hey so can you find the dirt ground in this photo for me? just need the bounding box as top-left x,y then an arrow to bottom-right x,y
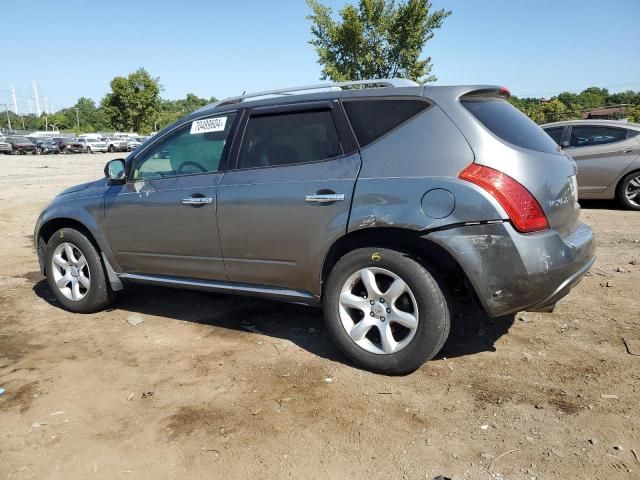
1,153 -> 639,480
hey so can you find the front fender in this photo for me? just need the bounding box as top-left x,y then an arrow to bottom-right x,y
35,195 -> 121,276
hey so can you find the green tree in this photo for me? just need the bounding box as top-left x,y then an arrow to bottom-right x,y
542,99 -> 569,123
577,87 -> 609,109
158,93 -> 217,129
102,68 -> 162,134
306,0 -> 451,83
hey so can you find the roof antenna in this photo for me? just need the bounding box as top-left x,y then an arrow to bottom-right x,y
241,90 -> 246,96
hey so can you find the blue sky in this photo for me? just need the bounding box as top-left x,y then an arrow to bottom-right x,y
2,0 -> 639,112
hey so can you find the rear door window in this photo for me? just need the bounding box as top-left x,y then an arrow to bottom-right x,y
544,127 -> 565,146
569,126 -> 629,147
238,109 -> 342,169
343,99 -> 430,147
462,97 -> 560,154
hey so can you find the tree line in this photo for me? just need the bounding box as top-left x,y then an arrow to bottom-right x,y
2,68 -> 216,135
509,87 -> 640,124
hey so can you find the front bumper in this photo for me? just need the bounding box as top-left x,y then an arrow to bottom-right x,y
427,221 -> 595,317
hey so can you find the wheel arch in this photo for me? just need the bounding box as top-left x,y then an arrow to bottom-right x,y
320,227 -> 478,303
616,167 -> 640,194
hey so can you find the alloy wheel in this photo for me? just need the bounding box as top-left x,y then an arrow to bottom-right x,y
50,242 -> 91,301
625,175 -> 640,208
338,267 -> 419,355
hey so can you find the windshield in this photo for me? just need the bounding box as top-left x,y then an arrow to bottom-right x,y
9,137 -> 30,143
88,138 -> 99,142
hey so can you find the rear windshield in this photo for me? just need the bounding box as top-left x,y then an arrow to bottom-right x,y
462,97 -> 560,154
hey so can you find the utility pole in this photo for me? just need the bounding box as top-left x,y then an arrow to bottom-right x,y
4,104 -> 12,130
11,85 -> 18,115
32,80 -> 41,116
75,108 -> 80,129
44,97 -> 49,115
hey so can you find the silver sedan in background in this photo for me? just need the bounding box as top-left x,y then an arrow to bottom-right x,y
542,120 -> 640,210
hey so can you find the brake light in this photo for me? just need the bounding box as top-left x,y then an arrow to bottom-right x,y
459,164 -> 549,233
498,86 -> 511,98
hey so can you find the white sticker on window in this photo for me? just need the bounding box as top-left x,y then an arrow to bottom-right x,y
190,116 -> 227,135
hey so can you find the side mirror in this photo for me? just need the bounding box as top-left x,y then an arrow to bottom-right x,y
561,140 -> 570,149
104,158 -> 125,182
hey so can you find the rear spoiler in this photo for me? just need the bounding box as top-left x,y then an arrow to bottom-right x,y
461,86 -> 511,99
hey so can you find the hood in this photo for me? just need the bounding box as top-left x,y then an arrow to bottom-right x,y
57,178 -> 108,198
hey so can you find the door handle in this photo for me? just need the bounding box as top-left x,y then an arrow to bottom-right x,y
182,197 -> 213,205
305,193 -> 345,203
620,148 -> 633,154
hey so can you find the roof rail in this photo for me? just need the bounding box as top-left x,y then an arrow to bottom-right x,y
210,78 -> 419,109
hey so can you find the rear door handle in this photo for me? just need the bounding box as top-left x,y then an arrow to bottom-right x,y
305,193 -> 345,203
182,197 -> 213,205
620,148 -> 633,154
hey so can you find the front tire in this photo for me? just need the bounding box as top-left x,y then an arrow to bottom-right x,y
618,171 -> 640,211
45,228 -> 115,313
323,248 -> 450,375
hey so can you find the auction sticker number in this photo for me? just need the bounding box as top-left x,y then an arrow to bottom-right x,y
190,116 -> 227,135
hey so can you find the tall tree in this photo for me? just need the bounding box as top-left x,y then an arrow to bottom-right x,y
306,0 -> 451,83
102,68 -> 161,134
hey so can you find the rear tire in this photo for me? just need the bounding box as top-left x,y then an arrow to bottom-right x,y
44,228 -> 115,313
323,247 -> 450,375
617,171 -> 640,211
108,145 -> 115,153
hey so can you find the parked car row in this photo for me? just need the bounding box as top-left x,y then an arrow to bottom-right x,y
0,134 -> 151,154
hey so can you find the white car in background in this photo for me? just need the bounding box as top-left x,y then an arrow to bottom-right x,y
100,137 -> 129,153
77,137 -> 108,153
0,137 -> 13,154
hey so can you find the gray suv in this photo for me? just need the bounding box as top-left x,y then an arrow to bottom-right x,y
34,79 -> 595,374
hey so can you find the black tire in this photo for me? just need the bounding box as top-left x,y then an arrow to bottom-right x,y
35,147 -> 42,155
44,228 -> 115,313
108,145 -> 115,153
617,171 -> 640,211
87,147 -> 93,154
323,247 -> 450,375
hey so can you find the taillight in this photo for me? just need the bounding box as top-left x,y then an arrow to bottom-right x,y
459,163 -> 549,233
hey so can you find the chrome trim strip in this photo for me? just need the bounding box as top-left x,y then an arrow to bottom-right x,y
305,193 -> 345,203
182,197 -> 213,205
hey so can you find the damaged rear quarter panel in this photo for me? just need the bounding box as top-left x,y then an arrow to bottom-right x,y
348,103 -> 507,233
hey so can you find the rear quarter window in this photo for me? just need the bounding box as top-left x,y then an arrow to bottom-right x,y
462,97 -> 560,154
343,99 -> 430,148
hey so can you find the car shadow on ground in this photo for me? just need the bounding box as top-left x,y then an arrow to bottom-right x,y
33,280 -> 515,368
579,199 -> 622,210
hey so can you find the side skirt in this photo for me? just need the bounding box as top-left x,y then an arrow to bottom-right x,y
118,273 -> 320,306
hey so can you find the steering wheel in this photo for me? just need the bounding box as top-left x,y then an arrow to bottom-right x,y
177,161 -> 207,174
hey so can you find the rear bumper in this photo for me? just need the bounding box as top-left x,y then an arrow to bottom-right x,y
426,221 -> 595,317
